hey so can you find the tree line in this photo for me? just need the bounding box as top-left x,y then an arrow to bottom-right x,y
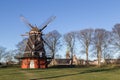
1,23 -> 120,66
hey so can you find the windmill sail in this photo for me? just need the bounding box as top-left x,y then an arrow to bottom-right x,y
20,15 -> 34,29
40,16 -> 56,31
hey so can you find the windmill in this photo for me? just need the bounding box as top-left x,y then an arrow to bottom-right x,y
19,15 -> 56,69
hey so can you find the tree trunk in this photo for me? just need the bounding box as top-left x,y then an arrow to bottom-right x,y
98,47 -> 101,67
52,51 -> 55,65
71,52 -> 73,66
86,46 -> 89,66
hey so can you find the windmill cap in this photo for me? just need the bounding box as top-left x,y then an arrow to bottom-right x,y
30,27 -> 41,34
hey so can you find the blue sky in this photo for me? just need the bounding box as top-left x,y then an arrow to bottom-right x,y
0,0 -> 120,51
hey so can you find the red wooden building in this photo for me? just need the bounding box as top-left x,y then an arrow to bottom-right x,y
21,57 -> 47,69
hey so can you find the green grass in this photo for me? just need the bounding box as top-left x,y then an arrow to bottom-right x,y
0,66 -> 120,80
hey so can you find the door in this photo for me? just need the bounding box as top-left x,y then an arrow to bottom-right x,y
30,60 -> 35,68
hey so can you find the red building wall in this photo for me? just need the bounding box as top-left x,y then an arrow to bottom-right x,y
21,58 -> 47,69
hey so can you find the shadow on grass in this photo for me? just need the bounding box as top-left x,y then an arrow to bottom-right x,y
48,65 -> 76,68
30,67 -> 120,80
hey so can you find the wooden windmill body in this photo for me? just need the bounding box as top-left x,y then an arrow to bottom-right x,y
20,16 -> 55,69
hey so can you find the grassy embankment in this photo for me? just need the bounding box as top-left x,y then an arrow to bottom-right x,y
0,65 -> 120,80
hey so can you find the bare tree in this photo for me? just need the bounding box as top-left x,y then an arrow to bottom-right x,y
15,38 -> 27,64
64,31 -> 76,65
92,29 -> 109,67
16,38 -> 27,57
76,29 -> 94,65
0,46 -> 6,62
44,30 -> 61,59
4,50 -> 14,64
112,24 -> 120,53
102,33 -> 113,60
